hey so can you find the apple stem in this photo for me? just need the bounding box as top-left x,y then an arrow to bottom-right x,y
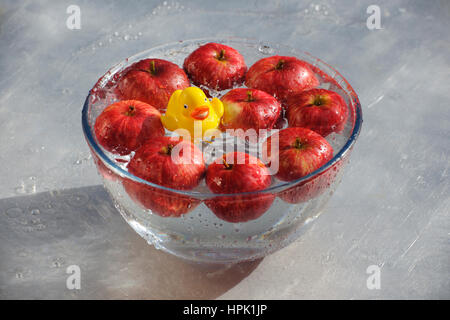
223,157 -> 233,170
294,138 -> 302,149
275,59 -> 285,70
313,96 -> 324,106
162,144 -> 174,156
245,90 -> 254,102
150,60 -> 156,75
125,105 -> 136,116
217,49 -> 226,61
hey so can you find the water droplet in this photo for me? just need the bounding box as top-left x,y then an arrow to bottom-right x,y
15,182 -> 26,194
123,35 -> 130,41
258,44 -> 274,55
67,193 -> 89,207
51,257 -> 65,268
30,208 -> 40,215
35,224 -> 46,230
31,217 -> 41,225
114,31 -> 119,37
6,207 -> 23,218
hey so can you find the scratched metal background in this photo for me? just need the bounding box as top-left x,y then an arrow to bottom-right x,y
0,0 -> 449,299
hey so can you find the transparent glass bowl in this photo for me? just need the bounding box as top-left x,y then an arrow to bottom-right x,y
82,38 -> 362,263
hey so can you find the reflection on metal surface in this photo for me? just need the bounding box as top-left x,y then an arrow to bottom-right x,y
0,186 -> 261,299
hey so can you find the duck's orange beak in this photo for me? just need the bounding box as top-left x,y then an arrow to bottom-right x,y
190,106 -> 209,120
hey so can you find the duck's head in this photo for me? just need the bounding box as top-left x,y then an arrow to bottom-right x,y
179,87 -> 211,120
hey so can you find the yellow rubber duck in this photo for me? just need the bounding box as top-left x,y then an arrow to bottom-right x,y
161,87 -> 224,141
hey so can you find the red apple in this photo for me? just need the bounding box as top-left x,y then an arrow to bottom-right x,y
279,159 -> 344,204
205,152 -> 274,223
94,100 -> 165,155
91,150 -> 120,182
123,180 -> 201,217
117,59 -> 190,110
183,43 -> 247,91
286,88 -> 348,137
124,136 -> 205,217
220,88 -> 282,133
245,56 -> 319,103
265,127 -> 333,181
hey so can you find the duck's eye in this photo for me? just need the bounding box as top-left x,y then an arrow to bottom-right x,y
184,104 -> 188,109
204,98 -> 208,102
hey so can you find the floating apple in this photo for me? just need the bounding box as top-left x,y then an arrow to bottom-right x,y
183,43 -> 247,91
264,127 -> 333,203
205,152 -> 274,223
245,56 -> 319,103
124,136 -> 205,217
117,58 -> 190,110
279,160 -> 344,204
123,180 -> 201,218
264,127 -> 333,181
91,150 -> 120,182
94,100 -> 165,155
286,88 -> 348,137
220,88 -> 282,133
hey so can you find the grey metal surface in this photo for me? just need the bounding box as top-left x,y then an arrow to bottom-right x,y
0,0 -> 449,299
0,186 -> 262,299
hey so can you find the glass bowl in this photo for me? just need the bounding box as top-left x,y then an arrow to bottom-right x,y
82,37 -> 362,263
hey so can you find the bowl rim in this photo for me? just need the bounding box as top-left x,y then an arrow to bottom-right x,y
81,37 -> 363,198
